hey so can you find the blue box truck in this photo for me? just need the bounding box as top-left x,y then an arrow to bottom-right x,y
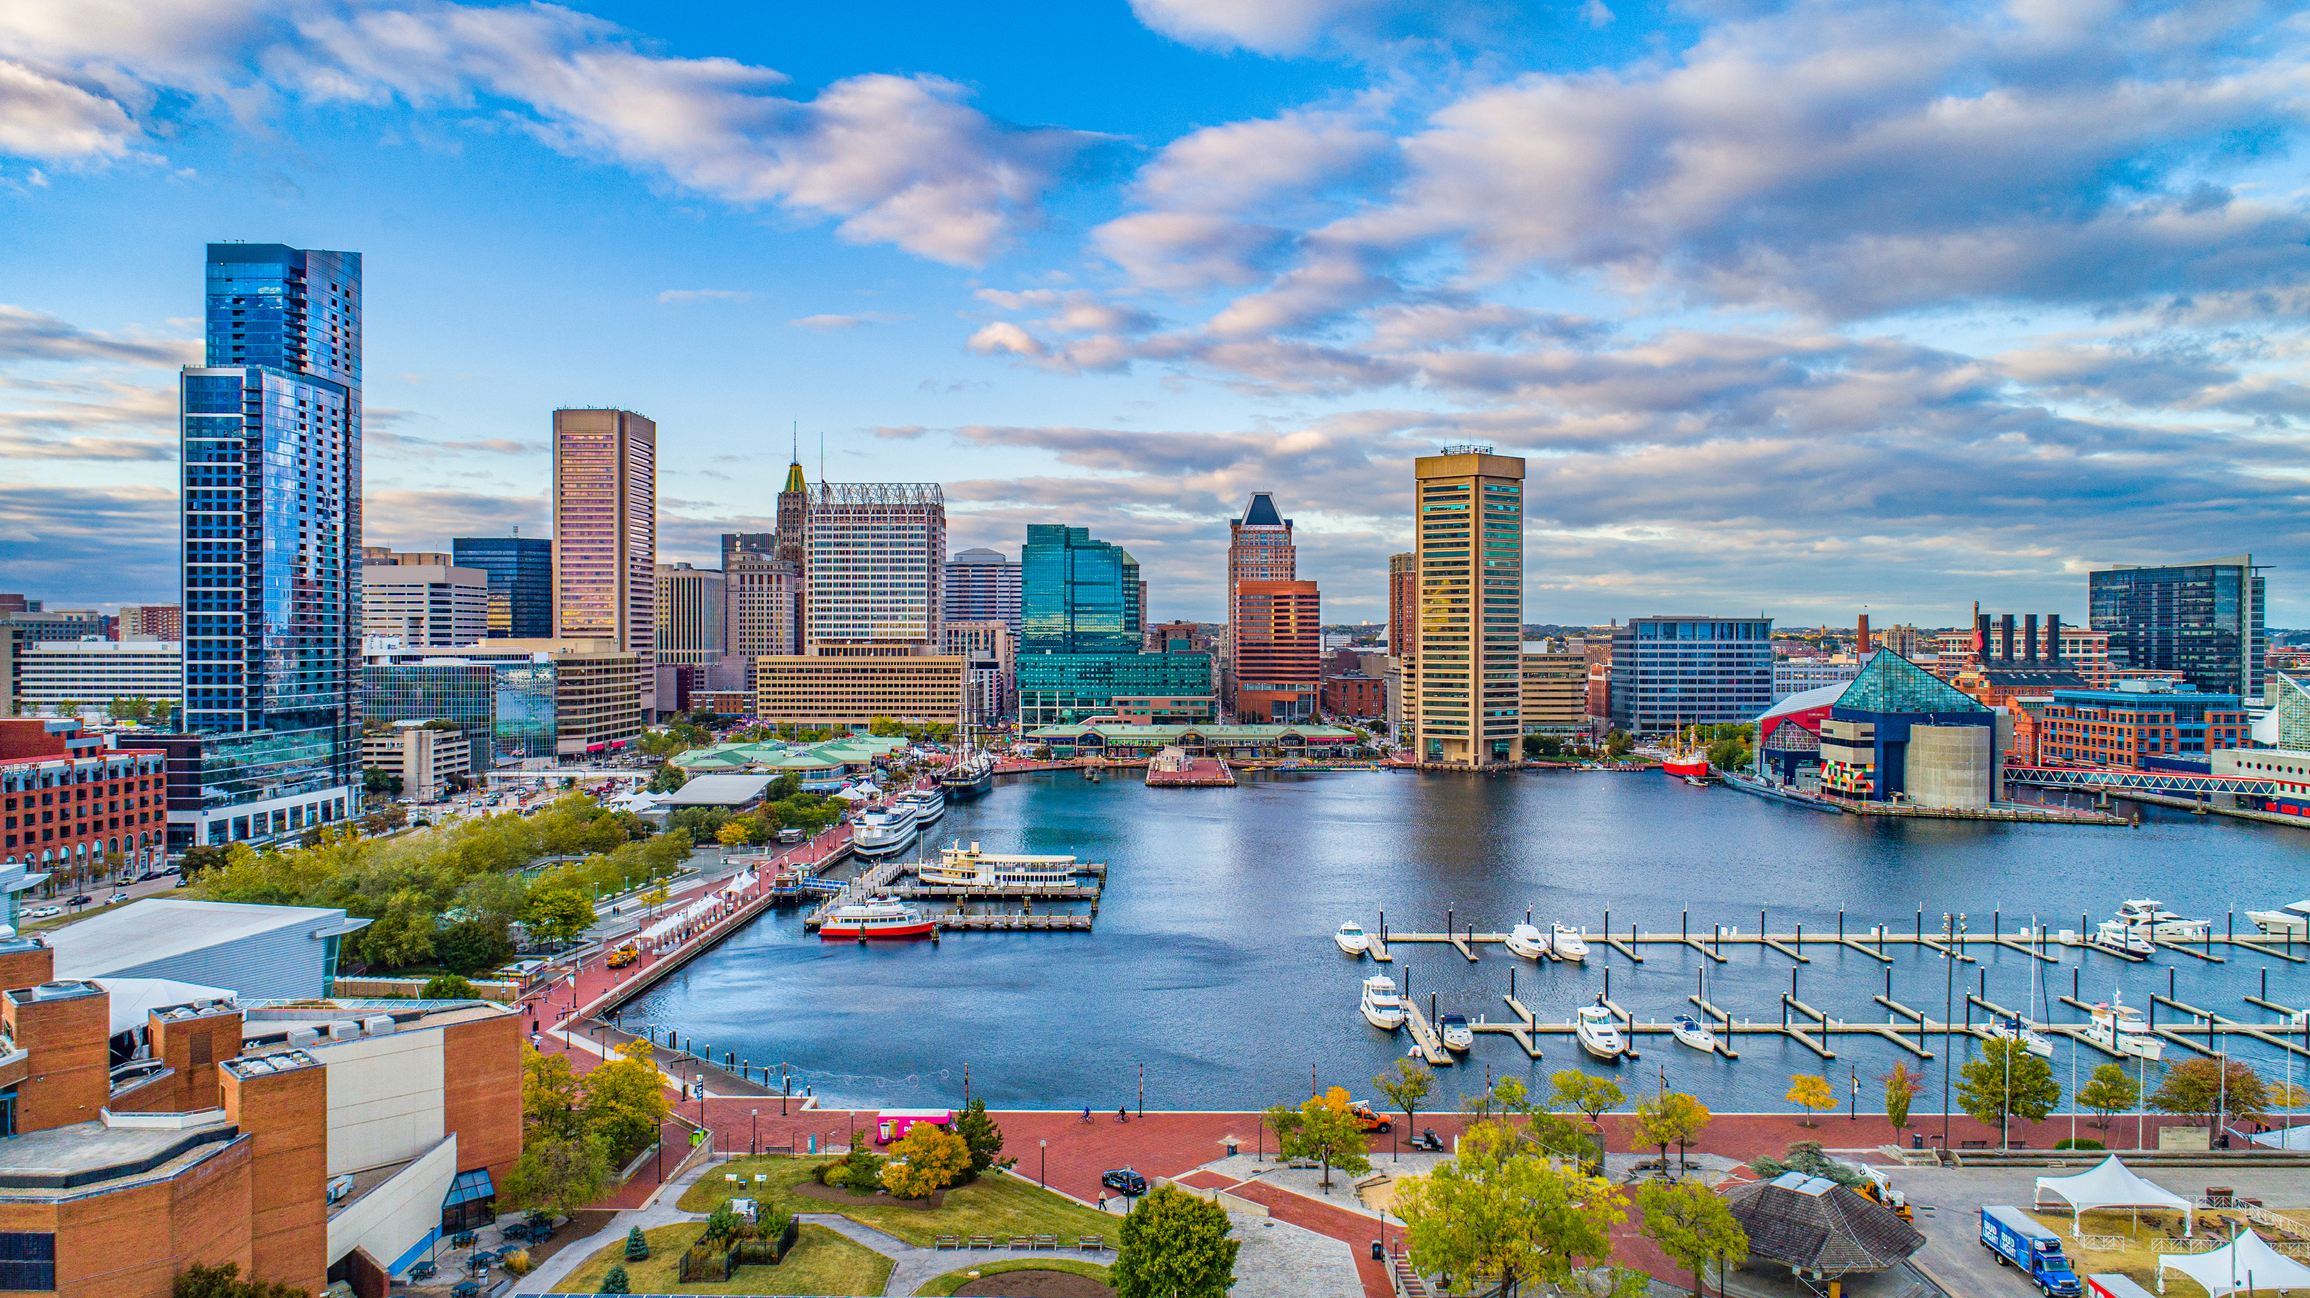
1982,1206 -> 2083,1296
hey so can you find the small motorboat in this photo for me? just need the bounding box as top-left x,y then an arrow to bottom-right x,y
1504,923 -> 1551,960
1670,1014 -> 1717,1053
1334,922 -> 1370,957
1575,1002 -> 1625,1061
1985,1014 -> 2054,1059
1438,1012 -> 1474,1052
2111,898 -> 2211,942
2089,919 -> 2155,957
2081,992 -> 2163,1061
2246,899 -> 2310,938
1361,975 -> 1408,1031
1551,924 -> 1589,962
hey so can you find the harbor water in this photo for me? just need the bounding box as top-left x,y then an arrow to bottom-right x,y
619,771 -> 2310,1115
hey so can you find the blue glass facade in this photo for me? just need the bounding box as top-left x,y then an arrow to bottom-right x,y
2089,558 -> 2265,700
452,536 -> 554,638
1021,525 -> 1140,654
1017,652 -> 1216,726
177,244 -> 362,845
1608,616 -> 1773,733
363,661 -> 559,767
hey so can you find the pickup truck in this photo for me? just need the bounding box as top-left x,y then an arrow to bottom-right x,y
1982,1206 -> 2083,1296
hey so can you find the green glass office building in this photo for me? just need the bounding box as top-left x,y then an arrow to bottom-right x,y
1017,524 -> 1208,724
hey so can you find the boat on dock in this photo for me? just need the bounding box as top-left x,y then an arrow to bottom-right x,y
1670,1014 -> 1717,1053
818,898 -> 935,940
2081,993 -> 2163,1060
1985,1013 -> 2054,1058
1438,1012 -> 1473,1052
1361,975 -> 1408,1030
851,802 -> 920,858
1334,922 -> 1370,956
919,841 -> 1087,888
2110,898 -> 2211,942
1551,924 -> 1589,962
1575,1002 -> 1625,1061
2247,898 -> 2310,939
2088,920 -> 2155,957
939,750 -> 996,801
1659,726 -> 1710,780
896,786 -> 946,826
1504,923 -> 1551,960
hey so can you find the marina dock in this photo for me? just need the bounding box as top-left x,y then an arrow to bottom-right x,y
803,852 -> 1107,933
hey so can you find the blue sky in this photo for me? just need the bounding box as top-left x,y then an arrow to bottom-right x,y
2,0 -> 2306,627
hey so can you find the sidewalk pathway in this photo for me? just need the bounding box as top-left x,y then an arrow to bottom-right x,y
793,1213 -> 960,1297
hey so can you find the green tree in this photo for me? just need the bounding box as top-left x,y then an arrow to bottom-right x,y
435,918 -> 513,974
1112,1183 -> 1239,1298
2077,1063 -> 2141,1134
868,715 -> 905,737
955,1098 -> 1012,1180
624,1225 -> 650,1261
1636,1177 -> 1750,1297
1550,1069 -> 1625,1127
582,1040 -> 673,1159
1374,1058 -> 1435,1160
1603,729 -> 1635,758
422,973 -> 477,999
152,699 -> 177,728
173,1262 -> 310,1298
1395,1121 -> 1630,1295
524,1046 -> 587,1142
524,884 -> 598,945
1883,1063 -> 1919,1134
362,766 -> 405,797
599,1262 -> 631,1294
645,762 -> 687,793
882,1123 -> 971,1198
1264,1087 -> 1372,1188
1633,1091 -> 1712,1176
1958,1039 -> 2062,1146
501,1132 -> 613,1217
2150,1056 -> 2269,1141
1787,1074 -> 1836,1127
179,843 -> 229,881
715,818 -> 754,851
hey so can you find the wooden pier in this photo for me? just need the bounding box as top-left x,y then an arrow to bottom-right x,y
1400,1001 -> 1454,1066
935,914 -> 1092,932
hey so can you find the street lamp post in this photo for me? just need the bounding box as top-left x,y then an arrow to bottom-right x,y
1942,912 -> 1965,1148
1040,1139 -> 1047,1187
751,1108 -> 758,1156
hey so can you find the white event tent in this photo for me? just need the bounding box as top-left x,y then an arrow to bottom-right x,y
2034,1155 -> 2192,1236
2157,1228 -> 2310,1296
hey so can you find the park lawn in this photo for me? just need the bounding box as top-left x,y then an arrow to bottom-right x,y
678,1159 -> 1119,1250
552,1222 -> 889,1295
2024,1207 -> 2239,1298
913,1257 -> 1113,1296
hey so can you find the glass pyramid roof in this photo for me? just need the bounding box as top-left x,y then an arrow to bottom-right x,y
1837,651 -> 1988,714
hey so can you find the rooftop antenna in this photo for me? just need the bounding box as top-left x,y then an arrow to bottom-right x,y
819,429 -> 824,484
791,420 -> 799,464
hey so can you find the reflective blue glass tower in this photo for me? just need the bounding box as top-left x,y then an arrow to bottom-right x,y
176,243 -> 362,847
453,535 -> 554,638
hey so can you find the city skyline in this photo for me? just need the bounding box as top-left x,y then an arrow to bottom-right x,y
2,1 -> 2306,625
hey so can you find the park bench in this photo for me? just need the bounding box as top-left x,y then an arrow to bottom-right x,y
935,1236 -> 959,1250
1034,1234 -> 1057,1249
1009,1236 -> 1030,1251
970,1236 -> 994,1249
1079,1237 -> 1104,1253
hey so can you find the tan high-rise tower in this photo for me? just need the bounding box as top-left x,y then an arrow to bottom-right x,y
1224,492 -> 1295,714
1409,447 -> 1525,767
553,408 -> 656,705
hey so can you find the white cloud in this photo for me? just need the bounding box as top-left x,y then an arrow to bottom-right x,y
658,289 -> 752,304
1126,0 -> 1391,54
0,59 -> 140,161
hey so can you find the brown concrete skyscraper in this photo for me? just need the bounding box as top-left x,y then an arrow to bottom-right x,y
1408,447 -> 1525,767
1388,553 -> 1415,655
1233,580 -> 1321,722
1225,492 -> 1295,714
553,408 -> 656,703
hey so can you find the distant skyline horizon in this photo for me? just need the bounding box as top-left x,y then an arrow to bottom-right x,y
4,1 -> 2303,627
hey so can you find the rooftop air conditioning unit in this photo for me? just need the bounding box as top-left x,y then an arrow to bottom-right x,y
326,1019 -> 358,1042
362,1015 -> 396,1036
286,1027 -> 320,1048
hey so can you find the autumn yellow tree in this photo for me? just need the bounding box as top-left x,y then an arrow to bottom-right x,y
1787,1075 -> 1836,1128
882,1124 -> 971,1198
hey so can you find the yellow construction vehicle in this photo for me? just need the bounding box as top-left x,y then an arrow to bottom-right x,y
606,942 -> 640,970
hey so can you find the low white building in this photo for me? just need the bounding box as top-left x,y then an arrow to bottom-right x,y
359,721 -> 471,801
16,638 -> 181,715
1772,654 -> 1862,702
360,565 -> 489,647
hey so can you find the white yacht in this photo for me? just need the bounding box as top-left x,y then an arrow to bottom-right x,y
2247,899 -> 2310,939
1986,1014 -> 2054,1059
1334,922 -> 1370,956
2089,919 -> 2155,957
2111,899 -> 2211,942
1360,975 -> 1408,1031
1575,1002 -> 1625,1061
1504,923 -> 1552,960
2081,993 -> 2163,1061
920,841 -> 1085,887
1551,924 -> 1590,962
896,786 -> 946,826
850,802 -> 920,858
1670,1014 -> 1717,1053
1438,1012 -> 1474,1052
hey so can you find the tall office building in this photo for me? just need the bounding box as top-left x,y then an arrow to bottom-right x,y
1387,553 -> 1416,655
944,547 -> 1023,638
725,552 -> 801,660
802,483 -> 945,651
655,563 -> 726,666
176,242 -> 363,847
360,564 -> 488,647
722,532 -> 775,570
1608,616 -> 1774,732
116,603 -> 185,641
1022,526 -> 1140,654
2090,556 -> 2266,700
1407,447 -> 1525,767
453,534 -> 553,638
553,408 -> 656,706
1225,493 -> 1295,708
776,446 -> 810,567
1232,580 -> 1321,722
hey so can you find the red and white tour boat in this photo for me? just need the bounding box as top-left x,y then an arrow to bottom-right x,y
817,898 -> 935,941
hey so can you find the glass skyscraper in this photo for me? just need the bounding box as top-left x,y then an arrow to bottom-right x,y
2090,556 -> 2266,700
1021,525 -> 1140,654
175,242 -> 363,847
453,535 -> 553,638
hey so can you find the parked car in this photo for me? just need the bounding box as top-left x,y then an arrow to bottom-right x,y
105,891 -> 128,904
67,895 -> 92,906
1101,1167 -> 1149,1197
21,906 -> 60,921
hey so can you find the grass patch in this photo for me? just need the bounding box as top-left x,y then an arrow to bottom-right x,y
679,1158 -> 1119,1250
2026,1207 -> 2249,1297
913,1257 -> 1112,1296
552,1222 -> 889,1295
